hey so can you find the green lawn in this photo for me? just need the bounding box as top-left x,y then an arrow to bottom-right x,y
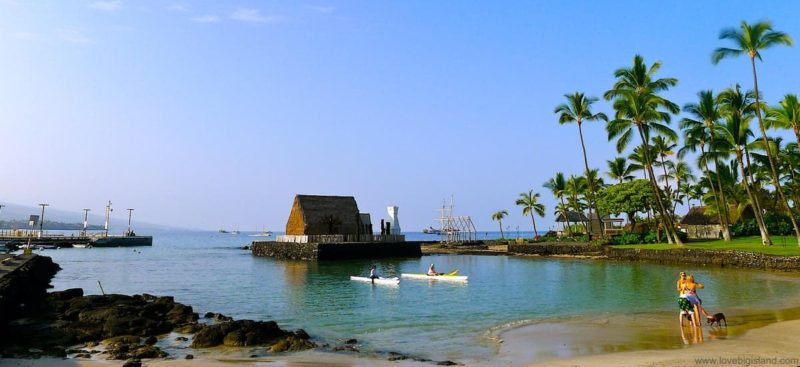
611,236 -> 800,256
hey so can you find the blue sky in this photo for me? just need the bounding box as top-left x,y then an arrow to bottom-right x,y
2,1 -> 800,231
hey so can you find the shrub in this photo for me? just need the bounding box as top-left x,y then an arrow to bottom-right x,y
610,232 -> 642,245
731,219 -> 759,236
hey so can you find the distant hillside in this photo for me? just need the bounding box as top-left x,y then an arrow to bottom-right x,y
0,202 -> 184,233
0,219 -> 105,230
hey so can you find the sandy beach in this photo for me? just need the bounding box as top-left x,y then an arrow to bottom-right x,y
3,311 -> 800,367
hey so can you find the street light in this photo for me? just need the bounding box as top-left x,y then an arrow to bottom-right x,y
82,209 -> 91,237
126,209 -> 134,236
38,203 -> 49,238
104,201 -> 113,237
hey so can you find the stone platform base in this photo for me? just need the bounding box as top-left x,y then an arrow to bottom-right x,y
251,241 -> 424,260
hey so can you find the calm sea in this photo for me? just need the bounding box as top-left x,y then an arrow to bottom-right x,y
36,231 -> 800,361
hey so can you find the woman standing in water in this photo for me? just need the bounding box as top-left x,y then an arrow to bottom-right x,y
683,274 -> 709,327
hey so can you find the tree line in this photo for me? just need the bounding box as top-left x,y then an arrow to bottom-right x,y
492,20 -> 800,246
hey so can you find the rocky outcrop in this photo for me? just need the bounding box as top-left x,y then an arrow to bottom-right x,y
0,255 -> 61,325
191,320 -> 313,351
1,288 -> 315,358
0,289 -> 198,357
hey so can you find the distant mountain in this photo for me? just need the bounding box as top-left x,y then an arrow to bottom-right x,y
0,202 -> 184,233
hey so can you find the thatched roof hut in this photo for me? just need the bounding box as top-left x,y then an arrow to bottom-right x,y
555,211 -> 588,223
680,206 -> 722,240
680,206 -> 719,225
285,195 -> 362,236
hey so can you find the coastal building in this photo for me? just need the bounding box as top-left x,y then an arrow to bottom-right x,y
252,194 -> 422,260
680,206 -> 722,240
554,211 -> 623,236
554,211 -> 588,235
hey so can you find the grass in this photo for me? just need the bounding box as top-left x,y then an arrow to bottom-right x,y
611,236 -> 800,256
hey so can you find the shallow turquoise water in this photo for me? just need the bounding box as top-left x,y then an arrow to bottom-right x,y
40,231 -> 800,360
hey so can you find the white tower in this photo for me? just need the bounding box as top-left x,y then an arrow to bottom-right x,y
387,206 -> 401,235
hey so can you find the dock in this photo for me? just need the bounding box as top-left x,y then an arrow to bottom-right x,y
1,232 -> 153,250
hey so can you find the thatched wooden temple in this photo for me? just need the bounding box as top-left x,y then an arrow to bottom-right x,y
251,194 -> 422,260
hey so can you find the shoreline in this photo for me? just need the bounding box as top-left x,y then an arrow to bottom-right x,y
485,305 -> 800,366
5,306 -> 800,367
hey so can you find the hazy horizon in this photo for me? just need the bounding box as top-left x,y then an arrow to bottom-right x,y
3,1 -> 800,232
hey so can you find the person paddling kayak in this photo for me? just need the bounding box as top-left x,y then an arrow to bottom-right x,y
427,263 -> 441,276
369,265 -> 380,283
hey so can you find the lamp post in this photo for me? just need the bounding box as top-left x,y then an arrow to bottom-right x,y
126,209 -> 134,236
104,201 -> 113,237
38,203 -> 49,238
82,209 -> 91,237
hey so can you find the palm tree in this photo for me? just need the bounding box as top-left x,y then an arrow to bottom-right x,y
605,55 -> 683,245
670,161 -> 696,215
687,184 -> 705,208
566,175 -> 589,234
516,190 -> 545,236
718,85 -> 771,245
652,135 -> 677,187
712,20 -> 800,245
768,94 -> 800,146
607,157 -> 635,183
544,172 -> 572,235
679,90 -> 733,241
627,146 -> 650,180
491,210 -> 508,239
555,92 -> 608,239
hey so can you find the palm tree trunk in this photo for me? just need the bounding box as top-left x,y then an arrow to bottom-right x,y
743,145 -> 767,226
636,127 -> 680,245
751,56 -> 800,245
531,215 -> 538,236
560,197 -> 572,236
673,176 -> 682,216
499,220 -> 504,239
737,150 -> 772,245
577,122 -> 597,239
701,146 -> 727,239
712,157 -> 734,241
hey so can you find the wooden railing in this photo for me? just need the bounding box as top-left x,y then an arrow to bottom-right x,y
276,234 -> 405,244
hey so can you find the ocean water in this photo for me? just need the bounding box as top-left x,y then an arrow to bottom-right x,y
37,231 -> 800,361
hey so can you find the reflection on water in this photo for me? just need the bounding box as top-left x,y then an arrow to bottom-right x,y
39,231 -> 800,361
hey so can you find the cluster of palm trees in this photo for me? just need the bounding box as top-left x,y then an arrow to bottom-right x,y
501,20 -> 800,246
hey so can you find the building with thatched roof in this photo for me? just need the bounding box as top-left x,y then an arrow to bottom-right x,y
680,206 -> 722,240
285,195 -> 364,236
251,194 -> 419,260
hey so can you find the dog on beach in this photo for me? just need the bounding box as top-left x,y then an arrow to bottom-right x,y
706,312 -> 726,327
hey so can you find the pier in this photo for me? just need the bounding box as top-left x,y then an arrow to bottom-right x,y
0,231 -> 153,250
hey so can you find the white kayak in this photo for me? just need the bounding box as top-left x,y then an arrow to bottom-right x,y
350,276 -> 400,285
400,273 -> 468,282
